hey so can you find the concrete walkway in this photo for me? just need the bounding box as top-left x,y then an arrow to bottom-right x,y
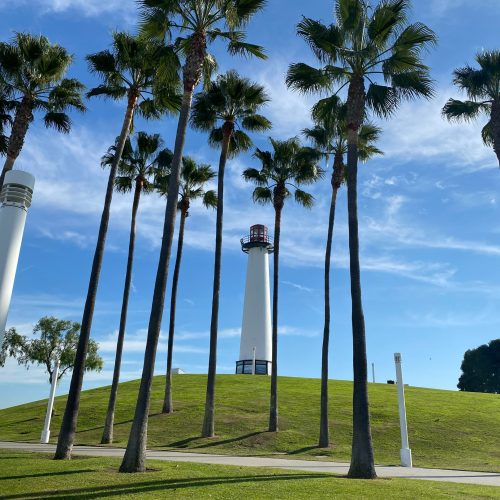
1,441 -> 499,487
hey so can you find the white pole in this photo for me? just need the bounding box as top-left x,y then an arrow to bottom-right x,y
40,359 -> 60,444
371,362 -> 375,383
252,347 -> 256,375
394,352 -> 412,467
0,170 -> 35,346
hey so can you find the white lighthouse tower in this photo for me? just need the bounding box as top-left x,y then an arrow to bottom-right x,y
0,170 -> 35,346
237,224 -> 273,375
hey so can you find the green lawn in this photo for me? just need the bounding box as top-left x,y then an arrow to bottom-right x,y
1,451 -> 499,499
0,375 -> 499,472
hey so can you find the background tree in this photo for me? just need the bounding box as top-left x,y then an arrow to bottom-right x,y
120,1 -> 267,472
55,32 -> 179,460
304,97 -> 382,448
458,339 -> 500,394
190,70 -> 271,437
443,50 -> 500,167
286,0 -> 436,478
0,32 -> 85,189
0,317 -> 102,387
101,132 -> 171,444
243,137 -> 321,432
157,157 -> 217,415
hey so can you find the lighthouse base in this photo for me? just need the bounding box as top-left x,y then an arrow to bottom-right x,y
235,359 -> 271,375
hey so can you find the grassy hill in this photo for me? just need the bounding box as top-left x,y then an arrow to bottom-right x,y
0,374 -> 498,472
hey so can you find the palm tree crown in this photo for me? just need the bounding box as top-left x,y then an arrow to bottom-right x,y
157,155 -> 217,211
191,69 -> 271,152
139,0 -> 267,90
443,50 -> 500,166
243,137 -> 322,208
102,132 -> 171,194
304,97 -> 383,186
86,32 -> 180,116
286,0 -> 436,128
0,33 -> 85,185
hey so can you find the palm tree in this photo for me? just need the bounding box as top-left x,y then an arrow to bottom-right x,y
54,33 -> 179,460
101,132 -> 171,444
304,97 -> 382,448
120,0 -> 267,471
286,0 -> 436,478
0,83 -> 15,157
190,70 -> 271,437
443,50 -> 500,167
0,33 -> 85,189
243,137 -> 322,432
158,157 -> 217,415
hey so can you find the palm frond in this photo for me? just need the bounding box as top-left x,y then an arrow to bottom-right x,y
442,98 -> 489,122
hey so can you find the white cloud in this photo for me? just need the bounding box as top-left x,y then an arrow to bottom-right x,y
2,0 -> 137,21
282,280 -> 315,293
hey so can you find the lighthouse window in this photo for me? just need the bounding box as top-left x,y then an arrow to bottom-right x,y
235,360 -> 269,375
255,361 -> 268,375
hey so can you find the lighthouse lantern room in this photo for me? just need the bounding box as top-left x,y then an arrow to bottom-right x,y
237,224 -> 273,375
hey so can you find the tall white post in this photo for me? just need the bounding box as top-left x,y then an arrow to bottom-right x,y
0,170 -> 35,346
394,352 -> 412,467
40,359 -> 60,444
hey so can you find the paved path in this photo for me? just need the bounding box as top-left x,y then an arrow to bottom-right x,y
1,441 -> 499,487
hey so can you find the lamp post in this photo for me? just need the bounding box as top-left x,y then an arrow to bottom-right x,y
394,352 -> 412,467
0,170 -> 35,346
40,359 -> 60,444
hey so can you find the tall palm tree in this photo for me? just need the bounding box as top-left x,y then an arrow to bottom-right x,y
304,97 -> 382,448
190,70 -> 271,437
0,33 -> 85,189
158,157 -> 217,415
286,0 -> 436,478
101,132 -> 171,444
120,1 -> 267,472
54,33 -> 179,460
443,50 -> 500,167
243,137 -> 322,432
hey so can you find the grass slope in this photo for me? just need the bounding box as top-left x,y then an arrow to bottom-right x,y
0,375 -> 499,472
2,451 -> 500,499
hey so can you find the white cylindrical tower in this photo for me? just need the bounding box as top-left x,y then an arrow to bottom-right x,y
0,170 -> 35,345
237,224 -> 273,375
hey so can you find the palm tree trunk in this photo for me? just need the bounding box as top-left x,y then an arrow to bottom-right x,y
119,87 -> 194,473
162,204 -> 188,414
202,125 -> 232,438
345,77 -> 376,479
0,96 -> 34,190
491,100 -> 500,167
319,178 -> 339,448
269,200 -> 282,433
101,178 -> 142,444
54,92 -> 138,460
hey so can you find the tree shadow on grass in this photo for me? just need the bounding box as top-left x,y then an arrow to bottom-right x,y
165,431 -> 265,450
193,431 -> 265,449
0,469 -> 93,481
288,445 -> 322,455
2,473 -> 328,499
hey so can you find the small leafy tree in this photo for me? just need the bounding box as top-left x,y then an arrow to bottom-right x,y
0,317 -> 103,385
458,339 -> 500,394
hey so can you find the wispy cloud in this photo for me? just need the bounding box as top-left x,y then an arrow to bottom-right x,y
1,0 -> 137,22
282,280 -> 315,293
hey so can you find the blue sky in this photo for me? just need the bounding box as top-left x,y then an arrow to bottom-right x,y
1,0 -> 500,409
